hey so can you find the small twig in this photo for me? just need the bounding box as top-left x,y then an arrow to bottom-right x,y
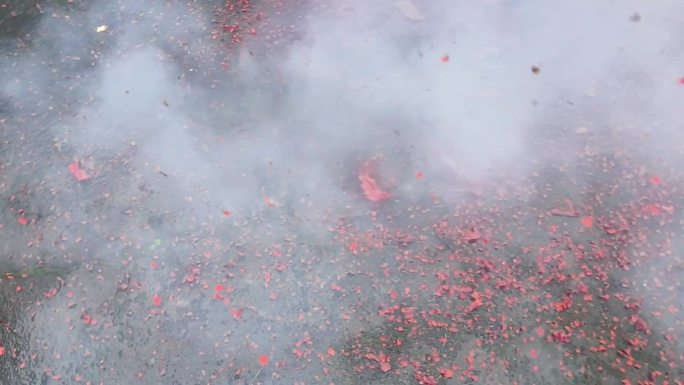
247,366 -> 264,385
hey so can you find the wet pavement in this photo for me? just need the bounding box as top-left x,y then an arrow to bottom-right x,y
2,1 -> 684,385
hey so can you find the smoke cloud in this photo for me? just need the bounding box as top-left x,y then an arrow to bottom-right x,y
2,0 -> 684,383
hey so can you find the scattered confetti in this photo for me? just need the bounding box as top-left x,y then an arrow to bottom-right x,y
358,160 -> 391,202
152,294 -> 162,307
530,348 -> 538,359
1,4 -> 682,385
68,161 -> 90,181
231,308 -> 244,320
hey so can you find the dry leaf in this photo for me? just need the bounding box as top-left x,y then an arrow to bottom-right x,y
395,0 -> 424,21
